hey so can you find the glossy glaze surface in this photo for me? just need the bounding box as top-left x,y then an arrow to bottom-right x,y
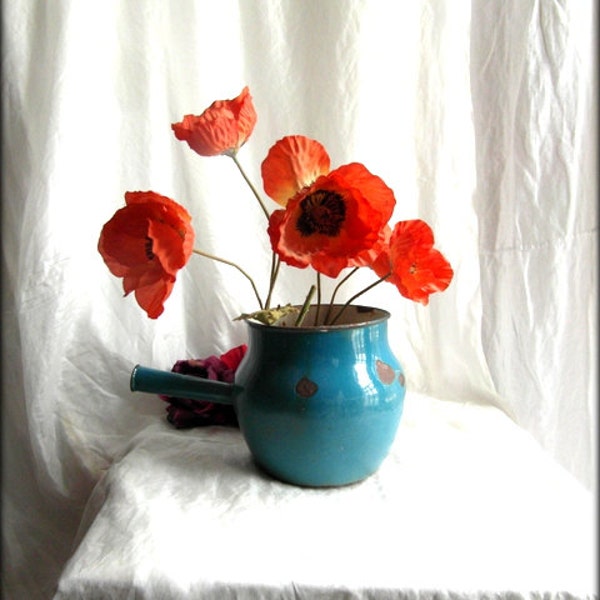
234,306 -> 405,486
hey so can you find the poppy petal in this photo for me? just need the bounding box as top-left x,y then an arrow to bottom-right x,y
261,135 -> 331,206
134,277 -> 176,319
350,225 -> 392,269
148,219 -> 193,275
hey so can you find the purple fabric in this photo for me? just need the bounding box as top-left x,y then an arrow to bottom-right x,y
159,345 -> 247,429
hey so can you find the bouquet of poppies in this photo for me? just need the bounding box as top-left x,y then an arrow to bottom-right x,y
98,87 -> 453,326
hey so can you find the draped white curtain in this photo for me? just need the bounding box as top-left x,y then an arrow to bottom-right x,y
2,1 -> 596,598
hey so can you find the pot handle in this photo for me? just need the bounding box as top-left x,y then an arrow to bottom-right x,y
130,365 -> 240,405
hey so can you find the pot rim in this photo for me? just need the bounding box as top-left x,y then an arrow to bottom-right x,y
246,304 -> 391,332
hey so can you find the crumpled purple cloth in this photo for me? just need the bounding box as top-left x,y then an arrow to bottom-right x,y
159,345 -> 247,429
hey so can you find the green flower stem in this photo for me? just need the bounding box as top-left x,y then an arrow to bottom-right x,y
264,254 -> 280,310
294,284 -> 317,326
230,154 -> 271,220
328,272 -> 391,325
314,273 -> 322,326
229,153 -> 282,306
324,267 -> 359,323
192,249 -> 264,310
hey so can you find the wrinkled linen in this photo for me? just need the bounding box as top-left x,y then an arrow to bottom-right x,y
2,1 -> 597,598
55,394 -> 595,599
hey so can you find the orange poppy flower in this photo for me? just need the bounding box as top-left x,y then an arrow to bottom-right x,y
371,219 -> 453,305
263,136 -> 396,278
98,191 -> 195,318
171,87 -> 257,157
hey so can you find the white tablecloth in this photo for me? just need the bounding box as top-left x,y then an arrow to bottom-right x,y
54,394 -> 596,599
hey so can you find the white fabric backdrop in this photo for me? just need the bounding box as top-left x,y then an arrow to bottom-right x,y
2,1 -> 596,598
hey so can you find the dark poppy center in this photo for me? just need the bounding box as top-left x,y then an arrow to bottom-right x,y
296,191 -> 346,237
144,237 -> 155,260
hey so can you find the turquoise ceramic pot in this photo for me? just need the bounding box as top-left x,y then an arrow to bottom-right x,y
131,305 -> 406,487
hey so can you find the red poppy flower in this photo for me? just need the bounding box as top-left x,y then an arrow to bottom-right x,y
263,136 -> 396,278
371,219 -> 453,305
98,191 -> 195,318
171,87 -> 257,157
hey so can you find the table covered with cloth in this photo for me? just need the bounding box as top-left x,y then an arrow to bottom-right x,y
54,393 -> 596,599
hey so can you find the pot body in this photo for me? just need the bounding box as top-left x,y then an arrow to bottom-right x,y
233,305 -> 405,486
